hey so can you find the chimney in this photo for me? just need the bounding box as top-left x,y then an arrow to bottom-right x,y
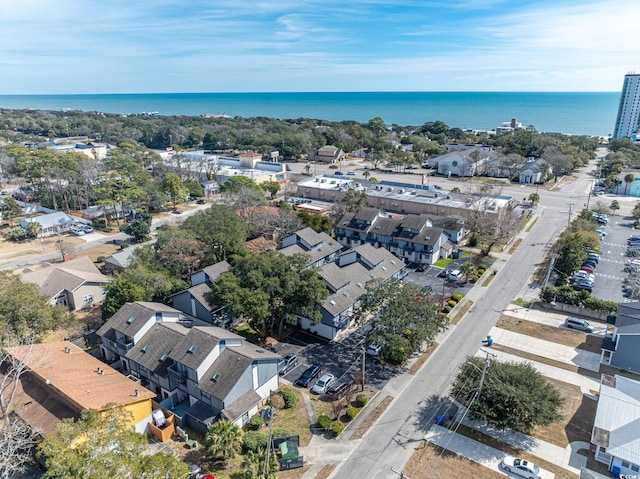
97,367 -> 103,375
511,118 -> 517,129
135,388 -> 140,397
64,347 -> 71,353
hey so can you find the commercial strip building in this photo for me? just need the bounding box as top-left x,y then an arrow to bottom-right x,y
613,73 -> 640,140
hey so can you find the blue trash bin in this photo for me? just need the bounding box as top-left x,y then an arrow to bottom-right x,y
611,466 -> 620,478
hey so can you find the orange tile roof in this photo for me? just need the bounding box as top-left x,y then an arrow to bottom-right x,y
4,341 -> 155,412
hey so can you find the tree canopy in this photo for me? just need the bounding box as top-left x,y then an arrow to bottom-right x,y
451,357 -> 564,433
354,279 -> 449,364
210,252 -> 328,335
38,406 -> 187,479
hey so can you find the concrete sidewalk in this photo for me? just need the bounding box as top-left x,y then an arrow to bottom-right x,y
424,424 -> 556,479
502,305 -> 608,336
486,326 -> 601,372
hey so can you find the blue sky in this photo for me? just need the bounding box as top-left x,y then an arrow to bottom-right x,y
0,0 -> 637,94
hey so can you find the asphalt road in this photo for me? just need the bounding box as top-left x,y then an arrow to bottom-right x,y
331,152 -> 606,478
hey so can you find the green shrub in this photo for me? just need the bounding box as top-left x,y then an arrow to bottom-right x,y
277,386 -> 298,409
318,414 -> 332,430
242,430 -> 268,452
355,394 -> 368,407
272,426 -> 291,439
96,256 -> 105,263
346,407 -> 358,420
447,300 -> 458,308
330,421 -> 344,436
269,394 -> 285,409
470,275 -> 479,282
247,414 -> 263,430
451,293 -> 463,302
467,236 -> 479,247
442,305 -> 452,313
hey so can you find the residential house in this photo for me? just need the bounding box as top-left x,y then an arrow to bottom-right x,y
20,256 -> 110,311
428,146 -> 496,177
279,227 -> 343,268
170,261 -> 231,325
518,159 -> 550,184
591,374 -> 640,477
308,145 -> 345,164
97,301 -> 280,433
104,240 -> 155,273
18,211 -> 79,237
601,302 -> 640,374
2,341 -> 155,436
298,244 -> 404,340
334,208 -> 452,265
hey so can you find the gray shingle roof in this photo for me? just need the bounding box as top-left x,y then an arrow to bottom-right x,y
97,301 -> 177,338
125,324 -> 186,376
169,328 -> 218,370
197,347 -> 253,400
202,261 -> 231,282
221,389 -> 262,422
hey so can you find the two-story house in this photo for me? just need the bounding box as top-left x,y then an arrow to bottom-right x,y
279,227 -> 343,268
299,244 -> 404,340
170,261 -> 231,324
97,301 -> 280,433
601,302 -> 640,374
334,208 -> 451,265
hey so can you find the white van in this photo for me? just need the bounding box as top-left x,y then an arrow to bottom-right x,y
449,269 -> 462,281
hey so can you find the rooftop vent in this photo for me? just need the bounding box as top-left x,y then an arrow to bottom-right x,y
357,282 -> 363,288
343,292 -> 350,297
159,353 -> 168,362
211,372 -> 220,382
188,345 -> 197,354
126,316 -> 135,324
330,300 -> 337,306
141,344 -> 149,353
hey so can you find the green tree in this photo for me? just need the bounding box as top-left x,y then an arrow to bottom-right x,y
527,192 -> 540,207
451,358 -> 564,434
355,279 -> 448,364
610,199 -> 621,215
182,205 -> 249,262
0,272 -> 73,339
553,230 -> 600,279
161,172 -> 189,210
24,219 -> 43,238
632,201 -> 640,221
101,278 -> 145,319
240,448 -> 279,479
339,189 -> 369,214
0,195 -> 22,226
262,181 -> 280,198
119,219 -> 151,243
211,252 -> 328,335
38,406 -> 187,479
624,173 -> 635,194
205,419 -> 243,466
296,210 -> 333,234
184,179 -> 204,198
219,176 -> 263,193
460,261 -> 476,282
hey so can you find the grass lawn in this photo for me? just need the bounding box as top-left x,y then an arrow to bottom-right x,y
532,378 -> 597,447
404,442 -> 505,479
433,258 -> 454,268
496,316 -> 602,353
273,388 -> 313,446
449,424 -> 579,479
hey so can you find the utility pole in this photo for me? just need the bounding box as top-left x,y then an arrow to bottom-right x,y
264,404 -> 275,478
475,348 -> 496,400
361,345 -> 366,392
567,203 -> 574,226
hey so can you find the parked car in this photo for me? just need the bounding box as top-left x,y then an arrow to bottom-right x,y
366,343 -> 382,356
334,171 -> 344,175
171,208 -> 183,214
501,456 -> 542,479
572,282 -> 593,292
448,269 -> 462,281
327,378 -> 357,400
310,373 -> 335,394
347,171 -> 356,175
196,199 -> 207,205
278,353 -> 299,376
328,164 -> 339,169
580,265 -> 594,274
71,227 -> 85,236
564,317 -> 594,333
437,268 -> 452,278
82,225 -> 94,233
295,365 -> 322,387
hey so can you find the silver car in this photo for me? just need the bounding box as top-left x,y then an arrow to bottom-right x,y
310,373 -> 335,394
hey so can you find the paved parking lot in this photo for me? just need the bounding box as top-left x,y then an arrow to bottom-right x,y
593,214 -> 638,303
273,330 -> 396,391
403,257 -> 485,300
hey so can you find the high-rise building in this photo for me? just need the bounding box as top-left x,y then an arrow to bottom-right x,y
613,73 -> 640,140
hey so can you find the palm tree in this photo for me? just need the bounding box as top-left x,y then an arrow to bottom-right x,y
624,173 -> 635,194
363,170 -> 371,181
304,164 -> 311,176
25,220 -> 43,238
460,261 -> 476,283
205,419 -> 243,464
527,193 -> 540,208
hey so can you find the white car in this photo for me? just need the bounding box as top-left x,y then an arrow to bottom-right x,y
71,227 -> 85,236
310,374 -> 335,394
501,456 -> 542,479
366,343 -> 382,356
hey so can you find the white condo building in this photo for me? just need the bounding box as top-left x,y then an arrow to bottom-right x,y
613,73 -> 640,140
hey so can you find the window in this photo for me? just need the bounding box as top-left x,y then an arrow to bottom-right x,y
632,464 -> 639,473
622,461 -> 630,468
82,294 -> 93,303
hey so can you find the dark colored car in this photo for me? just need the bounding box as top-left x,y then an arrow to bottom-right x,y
278,353 -> 299,376
327,378 -> 357,400
437,268 -> 452,278
196,199 -> 207,204
295,365 -> 321,387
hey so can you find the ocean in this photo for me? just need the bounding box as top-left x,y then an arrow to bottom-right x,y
0,92 -> 620,137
